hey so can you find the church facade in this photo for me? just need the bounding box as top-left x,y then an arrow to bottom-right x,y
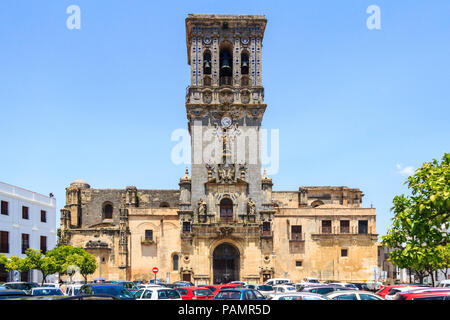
59,14 -> 378,284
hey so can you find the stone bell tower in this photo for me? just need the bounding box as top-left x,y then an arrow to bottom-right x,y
182,14 -> 268,220
179,14 -> 273,283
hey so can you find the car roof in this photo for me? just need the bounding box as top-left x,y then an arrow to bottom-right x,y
32,287 -> 61,290
220,287 -> 249,292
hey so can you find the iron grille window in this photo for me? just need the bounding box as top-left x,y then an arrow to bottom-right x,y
1,201 -> 8,215
182,222 -> 191,232
322,220 -> 332,234
145,230 -> 153,241
22,206 -> 29,220
0,231 -> 9,253
358,220 -> 368,234
340,220 -> 350,233
40,236 -> 47,254
41,210 -> 47,223
291,225 -> 302,240
21,233 -> 30,254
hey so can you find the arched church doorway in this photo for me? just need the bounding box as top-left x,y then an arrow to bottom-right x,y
213,243 -> 240,284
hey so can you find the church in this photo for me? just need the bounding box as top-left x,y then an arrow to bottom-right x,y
59,14 -> 378,285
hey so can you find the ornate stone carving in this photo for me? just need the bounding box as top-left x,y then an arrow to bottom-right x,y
218,90 -> 234,105
203,90 -> 212,104
247,198 -> 256,215
197,198 -> 207,215
241,90 -> 250,104
218,163 -> 236,183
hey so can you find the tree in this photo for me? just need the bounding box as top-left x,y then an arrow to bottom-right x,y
0,254 -> 7,266
45,245 -> 86,281
22,248 -> 59,285
382,153 -> 450,285
65,251 -> 97,283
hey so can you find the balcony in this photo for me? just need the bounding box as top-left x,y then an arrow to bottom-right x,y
311,226 -> 377,241
260,230 -> 273,239
289,233 -> 306,242
141,237 -> 157,245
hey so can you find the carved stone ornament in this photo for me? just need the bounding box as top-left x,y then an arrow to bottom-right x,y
219,226 -> 234,236
219,89 -> 234,105
197,198 -> 207,215
203,90 -> 212,104
247,198 -> 256,215
241,90 -> 250,104
218,163 -> 236,183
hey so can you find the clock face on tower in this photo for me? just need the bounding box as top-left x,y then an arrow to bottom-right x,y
221,117 -> 232,128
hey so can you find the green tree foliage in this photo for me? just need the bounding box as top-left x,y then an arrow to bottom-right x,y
0,254 -> 7,266
382,153 -> 450,285
65,251 -> 97,283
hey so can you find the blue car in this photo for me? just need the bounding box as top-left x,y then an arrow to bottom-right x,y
78,284 -> 135,300
213,288 -> 266,300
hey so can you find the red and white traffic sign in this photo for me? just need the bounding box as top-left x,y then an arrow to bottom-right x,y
152,267 -> 159,274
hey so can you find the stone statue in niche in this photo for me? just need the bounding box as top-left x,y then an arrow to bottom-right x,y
197,198 -> 207,216
247,198 -> 256,216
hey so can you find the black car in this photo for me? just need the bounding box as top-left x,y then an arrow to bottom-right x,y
78,284 -> 135,300
0,289 -> 28,300
299,285 -> 353,295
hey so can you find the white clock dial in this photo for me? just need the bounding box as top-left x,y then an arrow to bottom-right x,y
221,117 -> 232,128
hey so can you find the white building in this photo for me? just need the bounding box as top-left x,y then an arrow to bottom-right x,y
0,181 -> 57,283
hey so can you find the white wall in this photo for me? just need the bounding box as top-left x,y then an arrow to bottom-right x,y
0,182 -> 57,283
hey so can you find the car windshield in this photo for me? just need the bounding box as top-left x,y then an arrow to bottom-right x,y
94,286 -> 134,298
286,287 -> 296,291
157,289 -> 180,299
33,288 -> 63,296
216,291 -> 242,300
6,283 -> 38,290
257,285 -> 273,291
176,288 -> 188,295
194,289 -> 212,296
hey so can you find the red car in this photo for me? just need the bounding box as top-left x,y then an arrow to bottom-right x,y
199,284 -> 244,296
394,290 -> 450,300
175,286 -> 215,300
375,285 -> 414,299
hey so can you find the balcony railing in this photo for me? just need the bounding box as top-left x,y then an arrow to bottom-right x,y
141,237 -> 157,245
289,233 -> 306,242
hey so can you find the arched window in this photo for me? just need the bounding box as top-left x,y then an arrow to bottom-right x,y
103,203 -> 113,219
219,42 -> 233,86
203,51 -> 211,75
311,200 -> 324,208
241,51 -> 249,75
220,198 -> 233,223
173,254 -> 179,271
159,202 -> 170,208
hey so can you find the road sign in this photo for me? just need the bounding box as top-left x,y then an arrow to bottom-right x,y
152,267 -> 159,274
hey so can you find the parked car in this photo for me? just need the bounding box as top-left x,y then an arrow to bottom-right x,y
149,278 -> 167,286
393,290 -> 450,300
384,286 -> 424,300
172,281 -> 194,287
134,287 -> 182,300
213,288 -> 266,300
375,285 -> 419,299
198,284 -> 237,296
329,282 -> 360,290
78,284 -> 135,300
103,280 -> 140,294
326,290 -> 384,300
437,280 -> 450,288
272,285 -> 297,295
229,281 -> 247,286
93,278 -> 105,284
42,283 -> 59,288
30,287 -> 64,296
301,277 -> 321,284
63,284 -> 83,296
4,282 -> 39,294
175,286 -> 214,300
269,292 -> 329,300
299,285 -> 353,296
61,294 -> 120,300
0,289 -> 28,300
350,283 -> 370,291
254,285 -> 275,297
264,278 -> 290,286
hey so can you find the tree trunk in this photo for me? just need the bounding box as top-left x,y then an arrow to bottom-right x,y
83,275 -> 87,284
41,274 -> 47,286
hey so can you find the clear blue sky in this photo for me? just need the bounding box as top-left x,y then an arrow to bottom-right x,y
0,1 -> 449,237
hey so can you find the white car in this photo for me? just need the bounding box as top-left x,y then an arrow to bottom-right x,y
438,280 -> 450,288
264,278 -> 291,286
229,281 -> 247,286
30,287 -> 64,296
271,285 -> 297,297
269,292 -> 329,300
326,290 -> 384,300
63,284 -> 83,296
134,287 -> 182,300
